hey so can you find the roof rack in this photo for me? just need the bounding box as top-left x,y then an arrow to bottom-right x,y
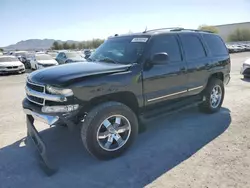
142,27 -> 184,33
170,28 -> 213,33
143,27 -> 213,33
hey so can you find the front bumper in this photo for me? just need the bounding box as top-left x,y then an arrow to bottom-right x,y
0,68 -> 25,73
23,98 -> 80,175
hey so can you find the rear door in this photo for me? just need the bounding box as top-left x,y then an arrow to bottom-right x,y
179,33 -> 208,95
143,34 -> 188,106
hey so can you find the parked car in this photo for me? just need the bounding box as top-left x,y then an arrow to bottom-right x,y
242,44 -> 250,51
0,55 -> 25,74
46,52 -> 58,59
83,49 -> 92,58
13,51 -> 30,68
55,51 -> 86,64
23,28 -> 230,173
30,53 -> 58,70
241,58 -> 250,78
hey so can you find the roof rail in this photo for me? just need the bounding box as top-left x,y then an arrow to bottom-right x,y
142,27 -> 184,33
170,28 -> 213,33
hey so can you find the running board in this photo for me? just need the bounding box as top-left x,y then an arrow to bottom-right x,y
140,96 -> 204,123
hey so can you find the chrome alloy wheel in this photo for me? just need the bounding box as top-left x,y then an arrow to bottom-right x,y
210,85 -> 222,108
97,115 -> 131,151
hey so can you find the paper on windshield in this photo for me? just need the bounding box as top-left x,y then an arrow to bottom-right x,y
131,38 -> 148,42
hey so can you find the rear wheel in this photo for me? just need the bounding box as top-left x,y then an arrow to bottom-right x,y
199,78 -> 224,113
81,102 -> 138,160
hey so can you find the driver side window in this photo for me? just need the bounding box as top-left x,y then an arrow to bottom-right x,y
150,35 -> 182,62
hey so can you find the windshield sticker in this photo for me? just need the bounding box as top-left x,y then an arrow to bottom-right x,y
131,38 -> 148,43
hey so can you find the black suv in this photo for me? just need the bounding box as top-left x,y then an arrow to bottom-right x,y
23,28 -> 230,173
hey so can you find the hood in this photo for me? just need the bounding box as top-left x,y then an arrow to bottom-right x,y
0,61 -> 23,67
37,59 -> 58,65
244,58 -> 250,65
28,61 -> 131,86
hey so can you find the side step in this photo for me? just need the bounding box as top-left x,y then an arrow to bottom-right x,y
140,96 -> 205,123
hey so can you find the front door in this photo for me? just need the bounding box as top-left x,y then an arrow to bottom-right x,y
143,34 -> 188,107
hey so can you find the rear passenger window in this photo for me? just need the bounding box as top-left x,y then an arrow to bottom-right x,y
203,34 -> 228,56
180,35 -> 206,61
150,35 -> 182,62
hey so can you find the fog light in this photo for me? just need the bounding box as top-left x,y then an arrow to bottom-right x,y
42,104 -> 79,113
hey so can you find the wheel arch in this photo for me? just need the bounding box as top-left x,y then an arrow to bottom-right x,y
82,91 -> 140,115
209,72 -> 224,82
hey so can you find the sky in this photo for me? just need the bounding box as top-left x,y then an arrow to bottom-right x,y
0,0 -> 250,47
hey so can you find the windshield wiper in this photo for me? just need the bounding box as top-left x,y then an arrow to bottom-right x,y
99,57 -> 118,64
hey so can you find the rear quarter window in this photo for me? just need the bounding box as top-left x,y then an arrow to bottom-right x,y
203,34 -> 228,56
180,34 -> 206,61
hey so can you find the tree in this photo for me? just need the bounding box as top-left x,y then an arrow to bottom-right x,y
71,43 -> 76,50
198,25 -> 218,33
62,42 -> 70,49
0,48 -> 3,52
228,28 -> 250,42
52,41 -> 59,50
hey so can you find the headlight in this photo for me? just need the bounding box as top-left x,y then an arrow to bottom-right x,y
42,104 -> 79,113
0,66 -> 6,69
46,85 -> 73,96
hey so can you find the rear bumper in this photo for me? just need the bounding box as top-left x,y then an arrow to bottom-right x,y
241,66 -> 250,76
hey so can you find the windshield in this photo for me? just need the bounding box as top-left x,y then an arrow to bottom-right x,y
48,53 -> 57,58
89,37 -> 147,64
14,52 -> 27,57
36,54 -> 53,60
0,56 -> 19,62
65,52 -> 83,59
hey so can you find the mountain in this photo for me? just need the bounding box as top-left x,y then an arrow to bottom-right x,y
2,39 -> 80,51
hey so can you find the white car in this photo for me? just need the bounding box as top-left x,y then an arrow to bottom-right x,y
241,58 -> 250,78
30,54 -> 58,70
0,55 -> 25,74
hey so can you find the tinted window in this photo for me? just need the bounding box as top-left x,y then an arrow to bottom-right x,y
180,35 -> 206,60
90,37 -> 146,64
203,34 -> 228,56
150,35 -> 181,62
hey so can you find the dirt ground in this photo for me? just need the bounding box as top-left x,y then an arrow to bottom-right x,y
0,52 -> 250,188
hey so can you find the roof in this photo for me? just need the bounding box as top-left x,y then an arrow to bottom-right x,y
109,28 -> 214,39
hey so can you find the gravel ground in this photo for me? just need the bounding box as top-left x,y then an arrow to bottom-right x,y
0,52 -> 250,188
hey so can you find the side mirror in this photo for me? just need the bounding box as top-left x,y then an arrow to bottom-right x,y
152,52 -> 169,64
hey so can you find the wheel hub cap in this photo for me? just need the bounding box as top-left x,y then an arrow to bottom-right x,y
210,85 -> 222,108
97,115 -> 131,151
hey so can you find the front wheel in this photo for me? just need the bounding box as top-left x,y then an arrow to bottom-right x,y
81,102 -> 138,160
199,78 -> 224,113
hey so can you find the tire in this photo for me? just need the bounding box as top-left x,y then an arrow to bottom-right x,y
81,101 -> 138,160
199,78 -> 224,113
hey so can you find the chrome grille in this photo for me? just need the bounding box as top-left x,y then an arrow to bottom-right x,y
26,80 -> 45,105
25,79 -> 66,106
26,81 -> 44,93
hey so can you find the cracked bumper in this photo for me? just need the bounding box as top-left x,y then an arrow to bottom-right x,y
22,98 -> 80,175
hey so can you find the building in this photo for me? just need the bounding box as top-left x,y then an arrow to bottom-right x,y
214,22 -> 250,41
